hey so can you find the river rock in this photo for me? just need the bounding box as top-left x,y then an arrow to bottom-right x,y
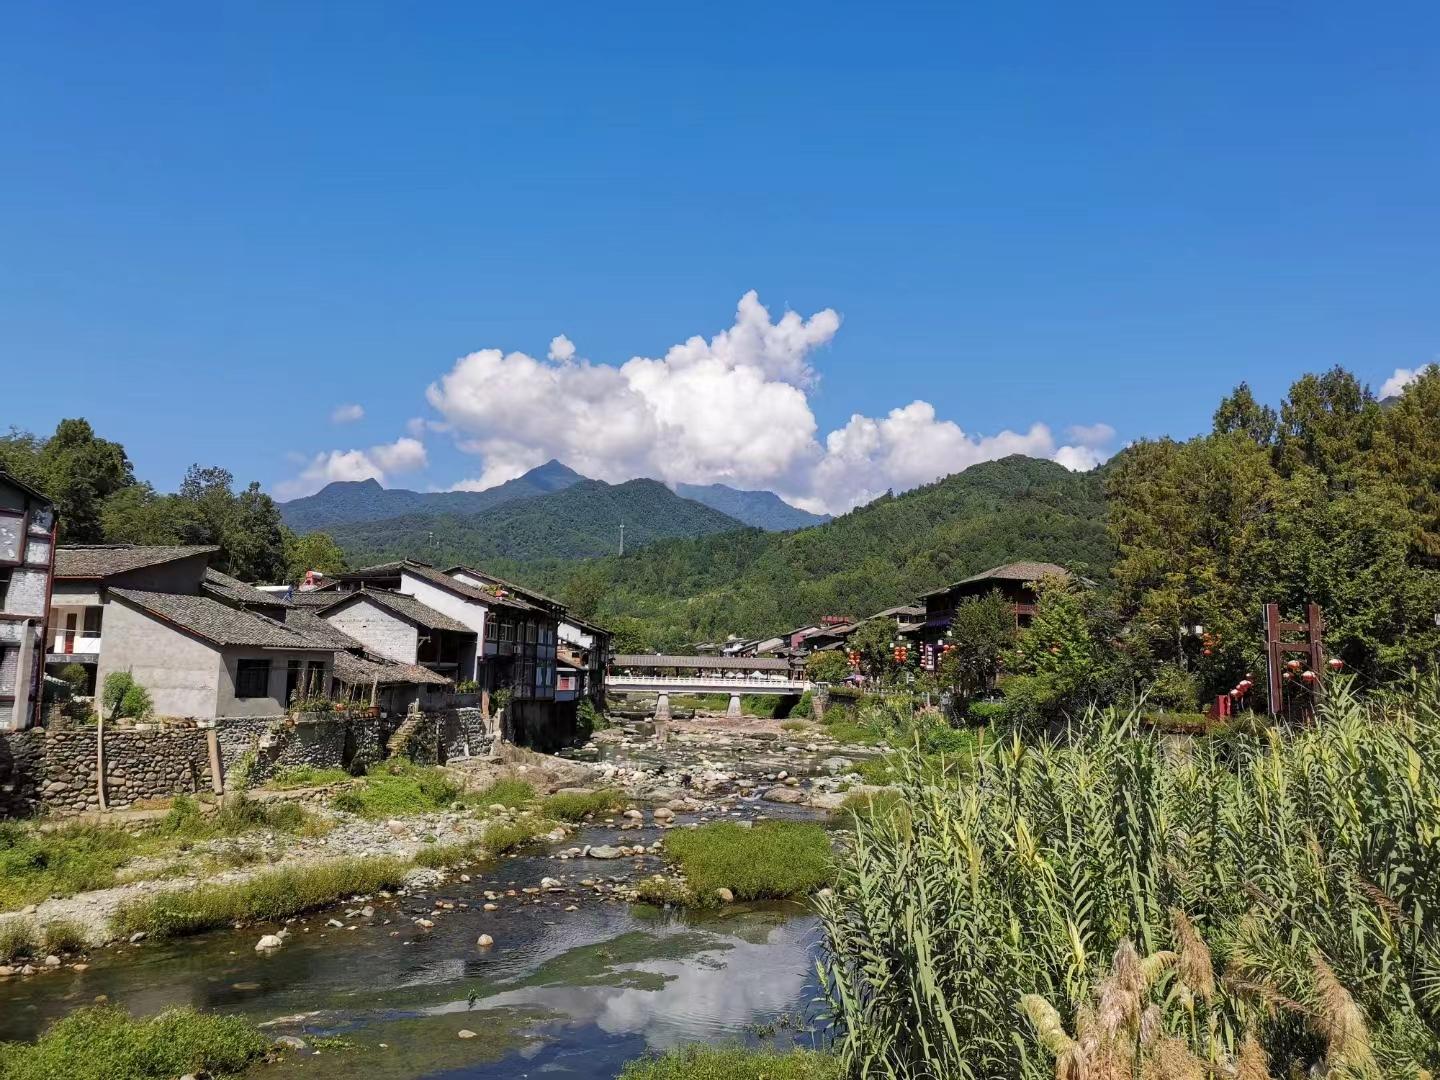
587,844 -> 623,859
762,785 -> 808,805
274,1035 -> 308,1051
822,756 -> 854,774
715,887 -> 735,903
652,807 -> 674,822
458,1029 -> 477,1039
808,792 -> 848,810
476,934 -> 494,947
42,954 -> 60,968
255,935 -> 284,952
540,877 -> 562,889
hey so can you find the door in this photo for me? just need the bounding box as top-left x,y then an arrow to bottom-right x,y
64,613 -> 77,654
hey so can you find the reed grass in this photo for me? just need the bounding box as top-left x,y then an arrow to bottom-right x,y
618,1046 -> 840,1079
818,675 -> 1440,1078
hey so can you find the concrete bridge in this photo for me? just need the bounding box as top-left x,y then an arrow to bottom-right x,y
606,654 -> 810,720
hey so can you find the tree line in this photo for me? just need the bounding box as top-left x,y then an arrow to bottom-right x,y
0,419 -> 347,585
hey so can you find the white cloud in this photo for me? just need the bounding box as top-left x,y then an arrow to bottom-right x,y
1380,364 -> 1434,399
548,334 -> 576,362
330,403 -> 365,424
276,437 -> 428,499
420,291 -> 1115,512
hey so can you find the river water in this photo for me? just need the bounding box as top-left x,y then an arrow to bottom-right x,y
0,811 -> 831,1079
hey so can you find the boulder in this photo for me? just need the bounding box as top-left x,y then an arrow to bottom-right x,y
255,934 -> 284,952
762,785 -> 808,805
587,844 -> 624,859
715,887 -> 735,903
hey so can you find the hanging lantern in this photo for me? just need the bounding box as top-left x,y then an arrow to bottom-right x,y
1286,659 -> 1302,671
1282,671 -> 1292,681
1202,648 -> 1212,657
1229,689 -> 1239,698
1327,657 -> 1344,671
1301,670 -> 1317,683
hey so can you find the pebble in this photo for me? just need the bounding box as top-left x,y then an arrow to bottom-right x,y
274,1035 -> 308,1051
458,1029 -> 477,1039
255,935 -> 283,952
476,934 -> 494,947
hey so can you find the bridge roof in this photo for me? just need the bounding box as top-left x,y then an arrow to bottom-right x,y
612,653 -> 794,672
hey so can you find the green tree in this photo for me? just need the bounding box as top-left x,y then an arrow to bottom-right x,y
609,616 -> 650,654
1275,366 -> 1378,479
805,650 -> 852,684
560,565 -> 606,620
847,619 -> 897,680
1370,365 -> 1440,558
283,530 -> 348,585
937,590 -> 1015,697
35,419 -> 135,542
1212,381 -> 1277,446
101,484 -> 205,545
1001,578 -> 1118,724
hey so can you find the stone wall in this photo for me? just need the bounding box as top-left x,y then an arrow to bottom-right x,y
0,706 -> 493,817
0,726 -> 218,815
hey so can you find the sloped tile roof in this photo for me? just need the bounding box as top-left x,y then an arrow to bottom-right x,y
202,568 -> 291,609
919,561 -> 1071,599
319,588 -> 473,634
333,650 -> 451,687
399,563 -> 540,614
282,608 -> 366,650
54,545 -> 219,580
108,589 -> 333,650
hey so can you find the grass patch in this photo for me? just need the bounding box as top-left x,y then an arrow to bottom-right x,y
541,788 -> 624,822
780,719 -> 810,732
0,821 -> 141,911
155,793 -> 315,842
41,918 -> 87,954
266,765 -> 353,789
0,920 -> 36,961
0,1005 -> 267,1080
470,777 -> 536,809
111,856 -> 408,939
661,821 -> 832,905
413,815 -> 557,869
619,1046 -> 840,1080
331,760 -> 462,818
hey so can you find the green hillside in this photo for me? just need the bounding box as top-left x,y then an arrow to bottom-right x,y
527,456 -> 1112,648
329,477 -> 744,567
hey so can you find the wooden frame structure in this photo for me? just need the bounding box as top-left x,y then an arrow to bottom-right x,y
1263,602 -> 1325,719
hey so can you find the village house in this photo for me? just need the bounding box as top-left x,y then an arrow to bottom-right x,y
915,560 -> 1073,648
317,587 -> 477,685
557,612 -> 612,706
0,472 -> 57,730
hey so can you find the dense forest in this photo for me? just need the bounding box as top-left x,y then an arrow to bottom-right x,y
527,456 -> 1113,648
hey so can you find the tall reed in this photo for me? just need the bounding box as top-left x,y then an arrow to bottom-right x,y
817,675 -> 1440,1077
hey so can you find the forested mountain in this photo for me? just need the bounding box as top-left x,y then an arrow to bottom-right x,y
278,459 -> 584,531
527,456 -> 1111,649
329,478 -> 745,567
675,483 -> 830,531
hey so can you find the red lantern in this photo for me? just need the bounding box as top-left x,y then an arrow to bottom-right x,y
1229,689 -> 1239,698
1286,659 -> 1302,672
1301,670 -> 1317,683
1202,648 -> 1212,657
1327,658 -> 1344,671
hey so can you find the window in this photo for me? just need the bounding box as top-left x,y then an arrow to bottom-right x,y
485,619 -> 496,641
82,606 -> 103,636
0,569 -> 10,610
235,659 -> 272,699
526,621 -> 537,644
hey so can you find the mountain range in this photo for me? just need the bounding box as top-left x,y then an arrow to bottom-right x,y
675,483 -> 829,530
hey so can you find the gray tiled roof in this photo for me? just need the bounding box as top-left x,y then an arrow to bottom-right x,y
108,588 -> 333,650
333,651 -> 451,688
55,545 -> 219,580
919,561 -> 1071,598
319,588 -> 474,634
202,568 -> 292,609
444,564 -> 564,610
282,608 -> 366,651
399,563 -> 540,614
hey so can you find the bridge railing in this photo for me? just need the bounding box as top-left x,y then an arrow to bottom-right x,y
606,674 -> 810,690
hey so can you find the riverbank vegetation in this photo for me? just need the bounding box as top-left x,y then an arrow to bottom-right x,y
330,760 -> 464,817
817,678 -> 1440,1078
111,855 -> 408,939
0,1005 -> 268,1080
618,1046 -> 840,1080
644,820 -> 832,907
541,787 -> 625,821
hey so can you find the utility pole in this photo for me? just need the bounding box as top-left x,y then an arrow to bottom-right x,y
618,522 -> 625,557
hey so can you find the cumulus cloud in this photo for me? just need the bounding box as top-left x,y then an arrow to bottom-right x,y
420,291 -> 1115,514
276,437 -> 428,499
330,403 -> 365,424
548,334 -> 576,362
1380,364 -> 1435,399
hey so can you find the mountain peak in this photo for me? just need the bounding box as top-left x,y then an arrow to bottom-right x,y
675,482 -> 830,531
319,477 -> 385,494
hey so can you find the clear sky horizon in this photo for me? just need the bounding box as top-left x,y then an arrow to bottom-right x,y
4,2 -> 1437,513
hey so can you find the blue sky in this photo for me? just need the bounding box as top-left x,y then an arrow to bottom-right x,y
4,2 -> 1437,512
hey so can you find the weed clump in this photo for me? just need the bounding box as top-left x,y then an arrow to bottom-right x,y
0,821 -> 141,911
661,821 -> 832,906
266,765 -> 352,790
541,788 -> 624,822
331,761 -> 461,818
469,777 -> 536,810
41,918 -> 87,955
0,920 -> 36,962
112,856 -> 408,938
0,1005 -> 267,1080
619,1046 -> 840,1080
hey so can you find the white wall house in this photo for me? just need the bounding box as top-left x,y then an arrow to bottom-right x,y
0,472 -> 57,730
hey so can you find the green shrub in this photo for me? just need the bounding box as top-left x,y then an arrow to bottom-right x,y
791,690 -> 813,718
480,815 -> 555,855
661,821 -> 832,905
541,788 -> 623,822
577,697 -> 608,737
57,663 -> 91,696
470,777 -> 536,810
101,671 -> 152,721
156,793 -> 312,841
0,821 -> 140,910
0,1005 -> 267,1080
346,741 -> 382,777
619,1046 -> 840,1080
267,765 -> 352,789
412,840 -> 475,869
41,918 -> 87,955
112,856 -> 408,938
331,761 -> 461,818
0,920 -> 36,961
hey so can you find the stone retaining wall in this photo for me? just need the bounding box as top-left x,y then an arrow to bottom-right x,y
0,707 -> 493,817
